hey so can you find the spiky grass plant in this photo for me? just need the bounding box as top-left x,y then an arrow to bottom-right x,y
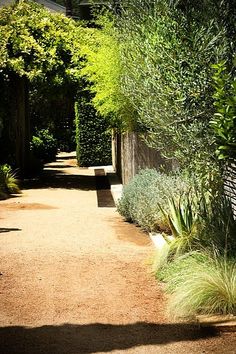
159,193 -> 201,257
0,164 -> 21,195
165,252 -> 236,319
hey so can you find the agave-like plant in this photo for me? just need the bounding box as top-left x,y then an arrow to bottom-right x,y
159,193 -> 199,255
166,195 -> 195,238
0,164 -> 21,196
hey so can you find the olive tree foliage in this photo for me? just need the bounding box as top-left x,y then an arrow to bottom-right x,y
0,0 -> 82,83
80,0 -> 235,186
114,0 -> 235,176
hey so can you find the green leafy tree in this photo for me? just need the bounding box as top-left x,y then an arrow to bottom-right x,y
115,1 -> 230,172
80,0 -> 235,188
0,0 -> 82,174
79,15 -> 133,130
0,0 -> 82,81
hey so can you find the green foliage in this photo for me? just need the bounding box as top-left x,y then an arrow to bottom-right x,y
74,91 -> 112,166
0,0 -> 82,83
0,0 -> 84,168
163,252 -> 236,318
211,62 -> 236,160
74,101 -> 80,162
159,193 -> 200,256
80,15 -> 133,129
155,189 -> 236,259
151,191 -> 236,318
117,169 -> 190,232
197,194 -> 236,257
31,129 -> 57,162
160,194 -> 196,238
29,82 -> 77,153
154,251 -> 208,289
0,164 -> 21,197
108,0 -> 235,182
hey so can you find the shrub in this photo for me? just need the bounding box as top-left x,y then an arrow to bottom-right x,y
114,0 -> 230,176
162,252 -> 236,318
152,190 -> 236,264
197,194 -> 236,257
31,129 -> 57,163
0,164 -> 20,197
154,251 -> 207,287
74,91 -> 112,167
210,61 -> 236,160
117,169 -> 190,232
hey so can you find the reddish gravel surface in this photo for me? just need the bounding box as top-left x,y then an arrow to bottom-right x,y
0,153 -> 235,354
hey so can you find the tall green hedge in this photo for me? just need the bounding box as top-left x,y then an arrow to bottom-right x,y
80,1 -> 235,191
74,91 -> 112,167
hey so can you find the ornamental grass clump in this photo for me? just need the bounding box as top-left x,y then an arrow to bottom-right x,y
163,252 -> 236,319
117,169 -> 190,232
0,164 -> 21,198
152,191 -> 236,319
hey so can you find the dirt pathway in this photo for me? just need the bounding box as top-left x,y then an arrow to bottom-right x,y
0,154 -> 235,354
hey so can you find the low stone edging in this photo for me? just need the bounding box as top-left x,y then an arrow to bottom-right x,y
196,315 -> 236,332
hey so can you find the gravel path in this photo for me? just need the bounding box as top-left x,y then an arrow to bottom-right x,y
0,153 -> 235,354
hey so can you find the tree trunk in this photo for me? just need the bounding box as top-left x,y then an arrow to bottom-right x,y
10,74 -> 30,176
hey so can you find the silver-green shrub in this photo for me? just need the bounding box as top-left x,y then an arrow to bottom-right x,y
117,169 -> 189,232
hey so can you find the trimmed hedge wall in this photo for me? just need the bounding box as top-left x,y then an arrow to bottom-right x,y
74,91 -> 112,167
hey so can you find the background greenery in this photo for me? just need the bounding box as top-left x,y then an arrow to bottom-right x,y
0,0 -> 112,172
74,90 -> 112,167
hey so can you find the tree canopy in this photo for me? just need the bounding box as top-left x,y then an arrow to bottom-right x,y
0,0 -> 82,83
0,0 -> 86,173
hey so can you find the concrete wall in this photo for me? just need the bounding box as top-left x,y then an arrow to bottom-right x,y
113,132 -> 175,185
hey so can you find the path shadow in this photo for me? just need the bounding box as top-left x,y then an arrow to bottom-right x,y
0,227 -> 21,233
23,162 -> 115,208
0,322 -> 217,354
95,169 -> 115,208
44,164 -> 75,169
23,169 -> 97,191
57,154 -> 77,160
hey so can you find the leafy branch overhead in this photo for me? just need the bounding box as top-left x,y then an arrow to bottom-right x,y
79,17 -> 132,130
